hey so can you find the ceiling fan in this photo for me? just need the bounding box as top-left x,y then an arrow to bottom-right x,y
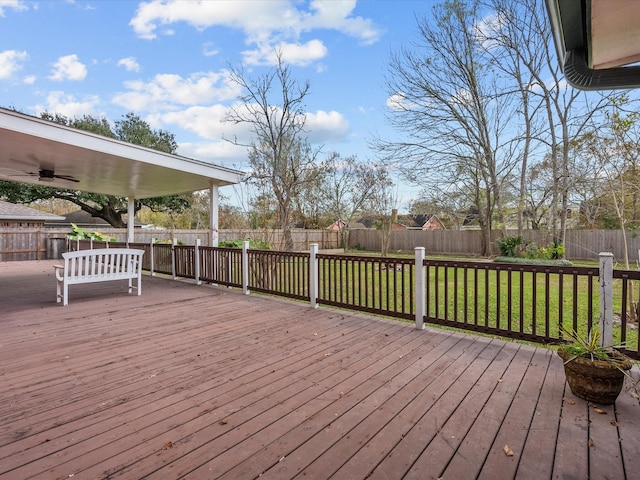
36,169 -> 80,183
8,168 -> 80,183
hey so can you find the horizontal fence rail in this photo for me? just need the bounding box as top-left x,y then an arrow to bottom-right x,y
69,240 -> 640,359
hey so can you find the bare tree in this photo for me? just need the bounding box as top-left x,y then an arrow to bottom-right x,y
307,153 -> 393,248
226,53 -> 321,250
375,0 -> 522,255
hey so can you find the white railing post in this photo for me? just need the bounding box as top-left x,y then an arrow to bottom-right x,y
195,239 -> 201,285
150,238 -> 155,276
599,252 -> 614,347
242,240 -> 250,295
415,247 -> 426,330
310,243 -> 319,309
172,238 -> 177,280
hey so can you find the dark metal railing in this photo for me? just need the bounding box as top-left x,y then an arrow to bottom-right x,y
317,254 -> 414,321
68,239 -> 639,358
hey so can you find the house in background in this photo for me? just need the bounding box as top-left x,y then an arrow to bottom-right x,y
0,201 -> 65,261
419,214 -> 445,230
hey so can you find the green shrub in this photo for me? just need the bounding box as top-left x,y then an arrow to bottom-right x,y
496,235 -> 525,257
67,223 -> 115,242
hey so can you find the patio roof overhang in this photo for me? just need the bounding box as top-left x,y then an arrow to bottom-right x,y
546,0 -> 640,90
0,108 -> 244,199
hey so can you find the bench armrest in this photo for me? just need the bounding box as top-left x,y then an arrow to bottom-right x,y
53,264 -> 64,281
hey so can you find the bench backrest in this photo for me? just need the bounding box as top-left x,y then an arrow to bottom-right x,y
62,248 -> 144,278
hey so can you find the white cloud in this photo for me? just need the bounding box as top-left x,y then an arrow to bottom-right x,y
23,74 -> 36,84
177,140 -> 247,164
0,0 -> 27,16
49,54 -> 87,81
151,104 -> 252,141
35,91 -> 100,118
117,56 -> 141,72
386,92 -> 408,111
0,49 -> 28,80
305,109 -> 349,142
202,41 -> 218,57
130,0 -> 381,66
243,39 -> 328,67
112,70 -> 241,111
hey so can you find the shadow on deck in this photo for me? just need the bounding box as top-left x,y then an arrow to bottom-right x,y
1,260 -> 639,479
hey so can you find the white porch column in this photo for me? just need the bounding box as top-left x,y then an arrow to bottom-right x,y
209,181 -> 219,247
127,196 -> 135,243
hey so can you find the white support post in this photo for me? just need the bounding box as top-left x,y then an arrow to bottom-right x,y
310,243 -> 319,309
127,196 -> 135,243
599,252 -> 614,347
242,240 -> 250,295
150,238 -> 155,276
89,238 -> 94,250
209,181 -> 219,247
415,247 -> 426,330
195,239 -> 201,285
172,238 -> 178,280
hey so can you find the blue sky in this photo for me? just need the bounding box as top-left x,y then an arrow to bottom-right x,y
0,0 -> 439,207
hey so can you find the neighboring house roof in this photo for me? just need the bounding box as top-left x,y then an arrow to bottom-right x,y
0,201 -> 65,222
62,210 -> 111,226
326,220 -> 366,230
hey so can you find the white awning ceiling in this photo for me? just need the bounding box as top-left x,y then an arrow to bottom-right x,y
0,108 -> 244,199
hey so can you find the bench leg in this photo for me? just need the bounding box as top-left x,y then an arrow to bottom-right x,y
56,278 -> 62,304
63,283 -> 69,306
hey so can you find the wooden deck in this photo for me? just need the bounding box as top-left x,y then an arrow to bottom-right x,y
1,260 -> 640,480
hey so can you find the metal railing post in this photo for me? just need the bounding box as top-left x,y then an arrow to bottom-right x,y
172,239 -> 177,280
150,238 -> 155,276
599,252 -> 614,347
242,240 -> 250,295
310,243 -> 319,309
415,247 -> 426,330
195,239 -> 201,285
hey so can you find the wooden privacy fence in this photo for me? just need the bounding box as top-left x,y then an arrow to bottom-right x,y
349,228 -> 640,261
71,240 -> 640,359
0,228 -> 339,261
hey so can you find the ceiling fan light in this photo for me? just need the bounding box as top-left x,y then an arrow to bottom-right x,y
39,176 -> 54,183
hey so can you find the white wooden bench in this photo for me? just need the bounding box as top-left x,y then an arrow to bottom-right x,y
54,248 -> 145,306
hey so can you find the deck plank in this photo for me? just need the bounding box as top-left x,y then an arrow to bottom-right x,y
1,260 -> 639,480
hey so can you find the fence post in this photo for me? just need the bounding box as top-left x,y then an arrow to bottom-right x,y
172,239 -> 177,280
310,243 -> 319,309
415,247 -> 426,330
195,239 -> 201,285
150,238 -> 155,276
599,252 -> 614,347
242,240 -> 250,295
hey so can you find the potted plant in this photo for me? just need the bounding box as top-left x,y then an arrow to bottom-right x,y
557,327 -> 633,405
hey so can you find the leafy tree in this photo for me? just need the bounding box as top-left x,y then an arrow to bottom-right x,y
0,112 -> 190,227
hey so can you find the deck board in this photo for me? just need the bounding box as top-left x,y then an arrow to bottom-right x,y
1,260 -> 640,480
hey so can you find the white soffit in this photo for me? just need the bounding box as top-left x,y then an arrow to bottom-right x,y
0,108 -> 244,199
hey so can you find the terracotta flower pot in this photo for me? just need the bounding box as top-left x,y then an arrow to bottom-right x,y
558,348 -> 632,405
